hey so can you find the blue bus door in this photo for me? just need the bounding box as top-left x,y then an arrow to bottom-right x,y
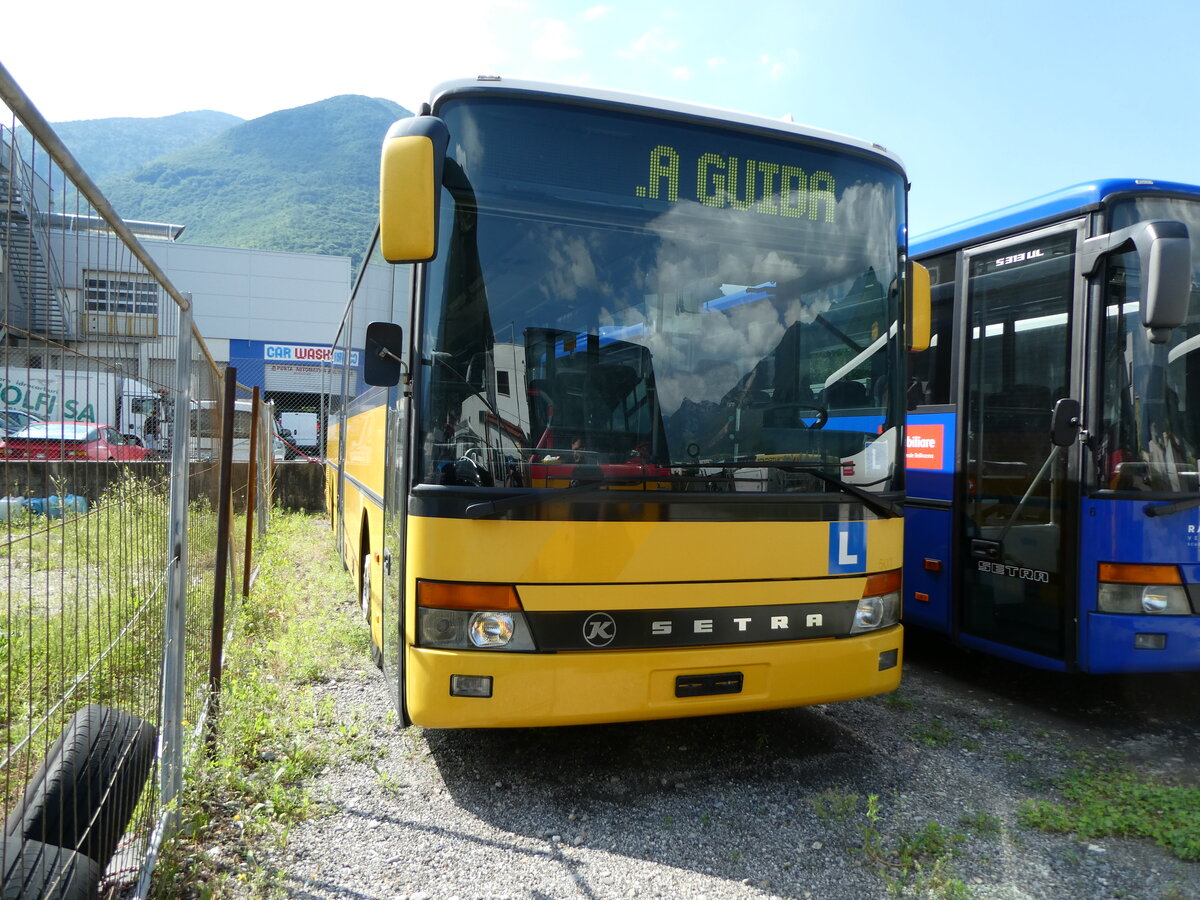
956,224 -> 1085,663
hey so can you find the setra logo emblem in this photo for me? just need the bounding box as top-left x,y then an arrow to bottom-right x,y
582,612 -> 617,647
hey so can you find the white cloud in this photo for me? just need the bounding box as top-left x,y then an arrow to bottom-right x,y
531,18 -> 583,62
619,26 -> 680,60
706,57 -> 728,69
670,67 -> 692,81
582,5 -> 612,21
759,54 -> 787,82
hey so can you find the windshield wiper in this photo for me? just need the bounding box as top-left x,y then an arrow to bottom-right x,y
464,477 -> 654,519
682,461 -> 902,518
801,467 -> 902,518
1144,495 -> 1200,518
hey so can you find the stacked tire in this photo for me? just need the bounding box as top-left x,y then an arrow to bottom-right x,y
2,706 -> 156,899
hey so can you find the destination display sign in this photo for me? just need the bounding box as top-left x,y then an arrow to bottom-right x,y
634,144 -> 837,221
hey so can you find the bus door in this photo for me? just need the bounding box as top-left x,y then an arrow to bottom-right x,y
381,386 -> 408,720
956,224 -> 1086,662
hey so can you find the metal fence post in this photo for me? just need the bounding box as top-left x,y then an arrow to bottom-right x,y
158,299 -> 195,832
242,387 -> 260,597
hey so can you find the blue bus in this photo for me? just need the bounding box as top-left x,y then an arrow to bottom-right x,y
904,179 -> 1199,673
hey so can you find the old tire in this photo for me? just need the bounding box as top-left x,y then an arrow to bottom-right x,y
1,837 -> 99,899
5,706 -> 156,868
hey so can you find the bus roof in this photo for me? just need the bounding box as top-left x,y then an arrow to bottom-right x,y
911,178 -> 1200,258
427,76 -> 906,172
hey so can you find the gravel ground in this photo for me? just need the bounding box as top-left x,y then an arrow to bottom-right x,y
246,629 -> 1200,900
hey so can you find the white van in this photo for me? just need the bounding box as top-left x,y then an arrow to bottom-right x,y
279,411 -> 319,459
190,399 -> 285,463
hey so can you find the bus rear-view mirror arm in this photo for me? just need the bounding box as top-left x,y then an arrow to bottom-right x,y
1081,220 -> 1192,343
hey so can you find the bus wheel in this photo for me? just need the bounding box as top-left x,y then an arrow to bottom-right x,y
370,640 -> 383,670
360,553 -> 371,621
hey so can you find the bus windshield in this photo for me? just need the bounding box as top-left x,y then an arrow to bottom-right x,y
416,95 -> 906,495
1100,196 -> 1200,494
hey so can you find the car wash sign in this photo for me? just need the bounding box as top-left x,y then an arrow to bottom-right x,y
263,344 -> 359,367
230,340 -> 362,394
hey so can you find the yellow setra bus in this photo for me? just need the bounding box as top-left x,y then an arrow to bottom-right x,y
326,77 -> 929,728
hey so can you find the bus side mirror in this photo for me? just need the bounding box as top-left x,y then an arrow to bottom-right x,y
1050,397 -> 1081,448
379,115 -> 449,263
906,260 -> 931,352
364,321 -> 405,386
1082,220 -> 1192,344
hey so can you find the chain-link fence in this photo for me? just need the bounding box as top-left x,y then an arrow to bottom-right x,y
1,61 -> 275,897
225,355 -> 325,464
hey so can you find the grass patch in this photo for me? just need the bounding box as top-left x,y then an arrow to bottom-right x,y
1018,752 -> 1200,861
882,691 -> 916,712
912,720 -> 956,747
150,510 -> 372,898
810,789 -> 860,822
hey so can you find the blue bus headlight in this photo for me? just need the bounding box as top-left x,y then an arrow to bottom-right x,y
1097,564 -> 1192,615
1098,583 -> 1191,615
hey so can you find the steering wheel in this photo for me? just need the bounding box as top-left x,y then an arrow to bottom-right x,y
770,402 -> 827,430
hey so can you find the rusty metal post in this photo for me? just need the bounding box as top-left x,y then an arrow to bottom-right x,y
242,387 -> 260,597
206,369 -> 237,749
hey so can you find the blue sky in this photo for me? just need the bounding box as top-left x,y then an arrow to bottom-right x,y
3,0 -> 1198,236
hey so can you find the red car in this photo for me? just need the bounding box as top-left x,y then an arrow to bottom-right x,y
0,422 -> 149,461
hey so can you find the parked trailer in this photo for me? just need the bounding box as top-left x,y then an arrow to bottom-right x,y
0,367 -> 161,443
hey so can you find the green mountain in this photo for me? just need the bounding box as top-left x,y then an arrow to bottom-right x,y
53,110 -> 244,183
95,95 -> 412,268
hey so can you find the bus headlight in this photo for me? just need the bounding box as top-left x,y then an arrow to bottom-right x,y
469,612 -> 516,647
849,570 -> 902,634
418,608 -> 536,649
1097,564 -> 1193,615
416,580 -> 537,650
1097,583 -> 1191,615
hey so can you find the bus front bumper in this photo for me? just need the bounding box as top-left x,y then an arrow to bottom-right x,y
403,626 -> 903,728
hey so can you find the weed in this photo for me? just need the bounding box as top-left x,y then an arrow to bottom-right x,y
882,691 -> 915,711
857,794 -> 972,899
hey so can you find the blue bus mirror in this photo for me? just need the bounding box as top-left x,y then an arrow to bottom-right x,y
1083,219 -> 1192,343
1050,397 -> 1081,448
364,321 -> 405,386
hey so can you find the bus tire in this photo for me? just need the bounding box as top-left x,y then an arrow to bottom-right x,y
5,705 -> 156,868
1,838 -> 99,900
360,553 -> 372,621
361,553 -> 384,669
